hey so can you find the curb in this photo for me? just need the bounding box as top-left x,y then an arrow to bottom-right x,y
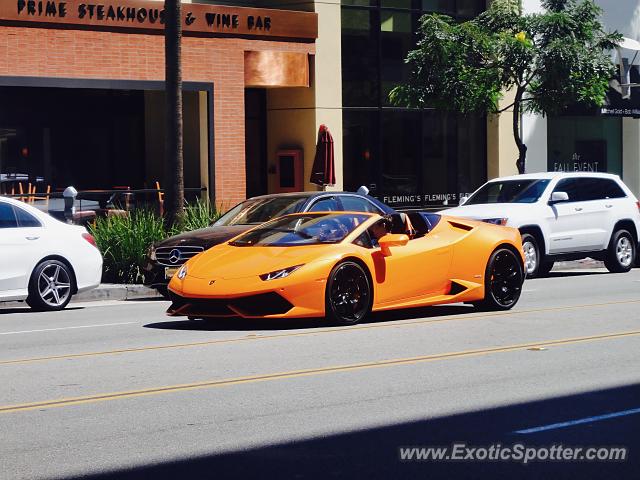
552,259 -> 605,271
73,284 -> 161,303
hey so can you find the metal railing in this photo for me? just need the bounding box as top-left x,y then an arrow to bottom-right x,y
2,186 -> 208,224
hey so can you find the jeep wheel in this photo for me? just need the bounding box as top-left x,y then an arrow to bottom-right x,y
521,233 -> 544,278
604,229 -> 636,273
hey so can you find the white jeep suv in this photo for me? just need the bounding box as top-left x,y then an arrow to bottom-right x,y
442,172 -> 640,277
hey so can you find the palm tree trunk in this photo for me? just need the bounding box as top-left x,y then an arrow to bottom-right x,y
164,0 -> 184,229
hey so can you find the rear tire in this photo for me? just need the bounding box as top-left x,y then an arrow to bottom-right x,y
325,261 -> 372,326
26,260 -> 74,311
538,260 -> 554,277
604,229 -> 635,273
475,248 -> 524,311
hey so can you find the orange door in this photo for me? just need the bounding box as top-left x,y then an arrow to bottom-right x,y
371,233 -> 452,305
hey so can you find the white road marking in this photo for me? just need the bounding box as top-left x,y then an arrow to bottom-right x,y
0,322 -> 137,336
514,407 -> 640,434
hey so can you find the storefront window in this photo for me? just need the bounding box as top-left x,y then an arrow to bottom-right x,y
547,116 -> 622,175
343,111 -> 379,192
0,86 -> 206,203
381,111 -> 421,198
342,1 -> 487,208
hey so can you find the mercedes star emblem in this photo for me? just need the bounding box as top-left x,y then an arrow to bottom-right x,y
168,249 -> 181,264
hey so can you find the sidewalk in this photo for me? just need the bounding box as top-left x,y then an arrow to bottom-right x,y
73,284 -> 161,303
552,258 -> 604,271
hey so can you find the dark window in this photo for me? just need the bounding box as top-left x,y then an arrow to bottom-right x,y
553,177 -> 625,202
353,231 -> 374,248
367,218 -> 392,247
0,202 -> 18,228
338,195 -> 381,213
466,180 -> 551,205
343,0 -> 375,5
422,0 -> 455,14
343,110 -> 379,193
14,206 -> 42,227
553,178 -> 584,202
214,196 -> 307,226
308,197 -> 340,212
595,179 -> 626,199
342,8 -> 379,107
380,10 -> 413,105
279,155 -> 295,188
381,111 -> 421,197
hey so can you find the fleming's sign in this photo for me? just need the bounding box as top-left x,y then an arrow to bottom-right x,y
0,0 -> 317,40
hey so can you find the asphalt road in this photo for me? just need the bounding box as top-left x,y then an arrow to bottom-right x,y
1,268 -> 639,479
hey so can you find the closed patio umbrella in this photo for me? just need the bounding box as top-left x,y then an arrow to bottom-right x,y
310,124 -> 335,187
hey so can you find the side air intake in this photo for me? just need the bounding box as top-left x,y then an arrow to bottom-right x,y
449,281 -> 468,296
448,221 -> 474,232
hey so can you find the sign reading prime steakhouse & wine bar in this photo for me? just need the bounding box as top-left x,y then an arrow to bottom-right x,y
0,0 -> 317,40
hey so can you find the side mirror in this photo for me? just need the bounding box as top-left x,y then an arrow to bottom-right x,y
459,195 -> 469,205
378,233 -> 409,256
357,185 -> 370,195
549,191 -> 569,204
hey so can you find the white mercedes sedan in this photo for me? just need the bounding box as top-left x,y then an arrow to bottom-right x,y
0,196 -> 102,311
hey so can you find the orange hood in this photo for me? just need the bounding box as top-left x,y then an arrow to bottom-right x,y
185,243 -> 337,280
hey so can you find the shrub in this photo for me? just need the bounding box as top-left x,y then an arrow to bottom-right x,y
90,210 -> 166,284
170,197 -> 224,235
89,199 -> 223,284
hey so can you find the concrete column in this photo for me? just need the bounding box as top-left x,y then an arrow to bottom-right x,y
313,0 -> 343,191
622,117 -> 640,197
266,0 -> 343,193
487,89 -> 519,179
522,112 -> 547,173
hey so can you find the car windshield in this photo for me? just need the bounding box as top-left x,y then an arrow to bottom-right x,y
229,213 -> 369,247
465,179 -> 551,204
213,196 -> 308,226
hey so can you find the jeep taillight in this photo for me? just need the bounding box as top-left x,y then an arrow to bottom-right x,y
637,201 -> 640,213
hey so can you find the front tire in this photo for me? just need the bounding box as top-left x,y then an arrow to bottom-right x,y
604,229 -> 635,273
156,285 -> 171,300
26,260 -> 74,311
325,261 -> 372,326
475,248 -> 524,311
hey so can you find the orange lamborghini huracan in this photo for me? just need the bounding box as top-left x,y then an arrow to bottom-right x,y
167,211 -> 525,325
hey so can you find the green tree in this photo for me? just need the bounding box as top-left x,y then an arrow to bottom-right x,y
390,0 -> 621,174
164,0 -> 185,229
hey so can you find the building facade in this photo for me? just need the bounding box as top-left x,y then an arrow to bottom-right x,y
0,0 -> 320,209
3,0 -> 630,211
522,0 -> 640,197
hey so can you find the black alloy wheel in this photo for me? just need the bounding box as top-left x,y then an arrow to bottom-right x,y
476,248 -> 524,311
325,261 -> 372,325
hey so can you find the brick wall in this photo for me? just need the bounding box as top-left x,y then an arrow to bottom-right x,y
0,26 -> 315,206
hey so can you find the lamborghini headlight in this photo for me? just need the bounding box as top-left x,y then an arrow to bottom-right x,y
177,265 -> 188,280
259,265 -> 303,281
483,218 -> 508,226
